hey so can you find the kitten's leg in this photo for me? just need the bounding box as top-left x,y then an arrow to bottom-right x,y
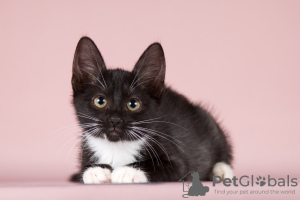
212,162 -> 233,180
70,173 -> 81,182
82,166 -> 112,184
111,166 -> 148,183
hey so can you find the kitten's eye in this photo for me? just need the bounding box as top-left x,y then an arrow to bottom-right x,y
127,99 -> 140,111
94,96 -> 107,108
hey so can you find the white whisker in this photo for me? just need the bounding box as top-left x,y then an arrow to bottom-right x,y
132,115 -> 169,124
132,120 -> 187,131
91,49 -> 107,89
132,126 -> 184,145
76,112 -> 100,122
67,127 -> 100,157
129,130 -> 163,166
81,68 -> 106,90
131,126 -> 185,153
130,68 -> 158,90
129,51 -> 148,89
132,128 -> 171,166
126,130 -> 155,170
130,78 -> 157,91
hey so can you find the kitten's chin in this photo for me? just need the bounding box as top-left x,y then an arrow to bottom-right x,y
106,131 -> 121,142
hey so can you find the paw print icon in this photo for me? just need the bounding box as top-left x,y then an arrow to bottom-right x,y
256,176 -> 266,186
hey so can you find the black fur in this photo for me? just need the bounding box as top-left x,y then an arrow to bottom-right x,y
70,37 -> 232,182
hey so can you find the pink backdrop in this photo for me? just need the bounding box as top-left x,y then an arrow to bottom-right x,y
0,0 -> 299,183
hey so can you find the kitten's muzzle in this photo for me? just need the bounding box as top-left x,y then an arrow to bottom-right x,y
108,127 -> 122,133
107,127 -> 123,142
110,117 -> 121,127
106,116 -> 124,141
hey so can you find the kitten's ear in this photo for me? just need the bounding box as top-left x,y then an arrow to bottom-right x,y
132,43 -> 166,97
72,37 -> 106,93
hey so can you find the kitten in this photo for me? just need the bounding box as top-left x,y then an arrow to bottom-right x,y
70,37 -> 233,183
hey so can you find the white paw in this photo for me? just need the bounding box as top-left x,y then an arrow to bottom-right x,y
82,167 -> 111,184
111,166 -> 148,183
212,162 -> 233,180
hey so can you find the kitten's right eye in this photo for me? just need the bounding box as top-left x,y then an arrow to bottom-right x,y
93,96 -> 107,108
127,99 -> 141,111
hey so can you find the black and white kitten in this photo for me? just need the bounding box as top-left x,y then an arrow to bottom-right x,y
70,37 -> 233,183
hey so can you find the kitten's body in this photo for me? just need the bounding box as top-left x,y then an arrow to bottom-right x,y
70,37 -> 233,183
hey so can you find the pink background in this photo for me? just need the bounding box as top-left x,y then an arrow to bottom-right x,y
0,0 -> 300,186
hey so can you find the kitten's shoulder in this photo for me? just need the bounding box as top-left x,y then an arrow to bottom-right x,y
161,87 -> 198,110
161,86 -> 215,120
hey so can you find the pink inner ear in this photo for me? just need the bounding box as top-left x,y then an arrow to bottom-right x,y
131,43 -> 166,96
72,37 -> 107,92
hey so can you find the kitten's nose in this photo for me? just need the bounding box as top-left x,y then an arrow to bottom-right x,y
110,117 -> 121,127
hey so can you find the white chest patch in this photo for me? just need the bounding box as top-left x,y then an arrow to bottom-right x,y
86,137 -> 144,169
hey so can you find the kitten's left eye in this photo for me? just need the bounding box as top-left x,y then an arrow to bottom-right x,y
127,99 -> 140,111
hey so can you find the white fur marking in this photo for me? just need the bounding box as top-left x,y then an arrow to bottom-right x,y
87,137 -> 144,169
111,166 -> 148,183
212,162 -> 233,180
83,167 -> 111,184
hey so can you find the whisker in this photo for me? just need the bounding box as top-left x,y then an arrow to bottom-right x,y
132,120 -> 188,131
77,112 -> 100,120
80,127 -> 100,148
132,129 -> 171,166
83,83 -> 103,90
50,123 -> 98,147
129,51 -> 148,89
76,112 -> 100,122
130,78 -> 157,91
129,130 -> 163,166
99,70 -> 107,89
131,126 -> 185,153
130,130 -> 161,166
55,125 -> 98,160
91,49 -> 107,89
132,126 -> 184,145
130,68 -> 158,90
125,130 -> 154,170
53,123 -> 97,134
81,68 -> 106,89
67,127 -> 100,156
133,115 -> 169,123
129,51 -> 161,90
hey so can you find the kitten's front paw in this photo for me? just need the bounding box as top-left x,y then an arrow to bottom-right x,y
82,167 -> 111,184
212,162 -> 233,181
111,166 -> 148,183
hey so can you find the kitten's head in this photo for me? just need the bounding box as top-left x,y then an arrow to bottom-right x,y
72,37 -> 166,142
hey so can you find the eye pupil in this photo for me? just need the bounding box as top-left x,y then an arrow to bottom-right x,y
129,100 -> 137,108
97,97 -> 106,105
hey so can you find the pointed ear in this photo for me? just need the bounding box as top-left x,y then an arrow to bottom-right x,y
131,43 -> 166,97
72,37 -> 106,93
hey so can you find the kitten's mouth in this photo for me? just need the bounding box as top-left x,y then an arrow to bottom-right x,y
106,128 -> 122,142
109,127 -> 122,132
